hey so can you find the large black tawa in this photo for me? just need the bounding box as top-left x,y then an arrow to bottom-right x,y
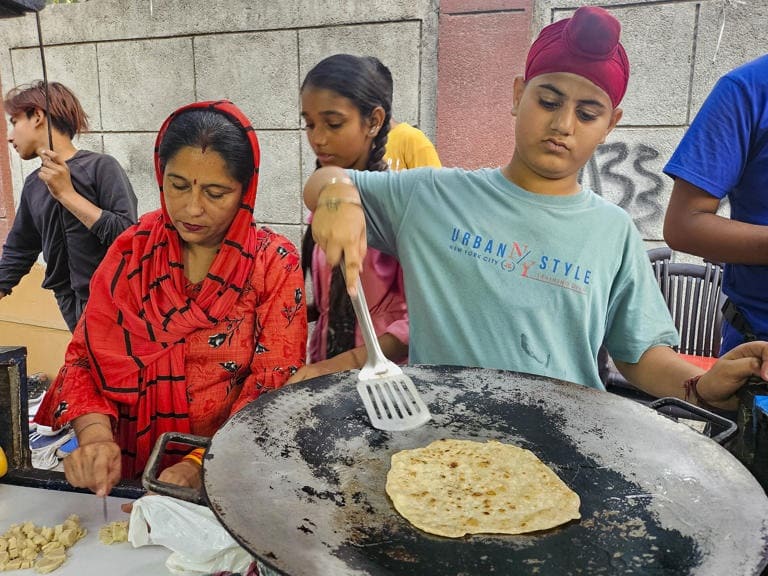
202,366 -> 768,575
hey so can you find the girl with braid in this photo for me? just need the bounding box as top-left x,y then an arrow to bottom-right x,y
35,101 -> 307,498
289,54 -> 409,383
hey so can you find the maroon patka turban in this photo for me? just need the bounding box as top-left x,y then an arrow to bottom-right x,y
525,6 -> 630,107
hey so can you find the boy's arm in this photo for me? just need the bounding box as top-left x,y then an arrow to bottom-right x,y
615,341 -> 768,411
663,75 -> 767,264
664,178 -> 768,265
38,150 -> 137,244
86,155 -> 138,244
304,166 -> 368,295
0,193 -> 42,297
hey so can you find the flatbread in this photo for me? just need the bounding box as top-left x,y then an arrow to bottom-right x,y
385,439 -> 580,537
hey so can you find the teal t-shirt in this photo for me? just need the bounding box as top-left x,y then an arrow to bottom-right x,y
349,167 -> 679,390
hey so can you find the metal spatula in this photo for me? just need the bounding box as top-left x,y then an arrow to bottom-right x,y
349,277 -> 431,431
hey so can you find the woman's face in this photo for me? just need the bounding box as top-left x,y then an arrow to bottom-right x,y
301,87 -> 380,170
163,146 -> 243,250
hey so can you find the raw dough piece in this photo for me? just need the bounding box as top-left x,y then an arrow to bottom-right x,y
0,514 -> 86,574
98,521 -> 129,545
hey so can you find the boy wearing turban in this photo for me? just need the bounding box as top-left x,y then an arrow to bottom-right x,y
302,7 -> 768,410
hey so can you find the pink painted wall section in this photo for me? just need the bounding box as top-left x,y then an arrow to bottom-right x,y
0,74 -> 14,245
437,0 -> 532,169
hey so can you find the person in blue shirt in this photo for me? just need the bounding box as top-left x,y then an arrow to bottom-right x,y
664,54 -> 768,354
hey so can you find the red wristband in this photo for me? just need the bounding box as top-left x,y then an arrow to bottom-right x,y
683,374 -> 717,410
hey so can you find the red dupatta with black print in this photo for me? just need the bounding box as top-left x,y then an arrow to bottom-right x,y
37,100 -> 306,478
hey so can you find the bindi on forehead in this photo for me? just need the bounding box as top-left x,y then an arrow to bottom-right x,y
193,178 -> 197,185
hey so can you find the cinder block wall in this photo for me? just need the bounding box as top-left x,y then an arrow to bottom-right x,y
3,0 -> 764,262
0,0 -> 439,252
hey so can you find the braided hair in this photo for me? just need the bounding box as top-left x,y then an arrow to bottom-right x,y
300,54 -> 393,357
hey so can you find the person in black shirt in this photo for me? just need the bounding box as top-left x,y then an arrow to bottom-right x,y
1,81 -> 137,331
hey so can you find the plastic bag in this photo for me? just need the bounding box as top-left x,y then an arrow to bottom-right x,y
129,495 -> 253,575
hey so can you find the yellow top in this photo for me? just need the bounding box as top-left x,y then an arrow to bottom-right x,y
384,122 -> 442,170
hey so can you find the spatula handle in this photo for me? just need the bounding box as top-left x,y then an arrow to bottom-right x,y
349,278 -> 390,375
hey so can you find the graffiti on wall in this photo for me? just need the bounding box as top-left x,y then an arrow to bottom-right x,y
578,141 -> 666,238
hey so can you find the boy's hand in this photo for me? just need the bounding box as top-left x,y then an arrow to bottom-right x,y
311,195 -> 367,296
698,340 -> 768,402
37,148 -> 75,201
304,167 -> 368,295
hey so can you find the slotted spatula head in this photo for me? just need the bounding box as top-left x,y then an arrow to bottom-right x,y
347,276 -> 431,431
356,373 -> 431,431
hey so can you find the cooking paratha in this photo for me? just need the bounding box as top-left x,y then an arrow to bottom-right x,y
385,439 -> 580,537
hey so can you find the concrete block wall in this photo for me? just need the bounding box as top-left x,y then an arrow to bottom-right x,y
535,0 -> 768,249
0,0 -> 439,251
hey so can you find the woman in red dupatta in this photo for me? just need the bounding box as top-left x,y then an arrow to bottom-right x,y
35,101 -> 307,496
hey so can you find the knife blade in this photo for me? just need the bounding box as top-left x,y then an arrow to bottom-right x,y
102,496 -> 108,522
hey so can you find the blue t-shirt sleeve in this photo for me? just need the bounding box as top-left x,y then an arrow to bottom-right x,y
664,76 -> 754,199
603,227 -> 680,363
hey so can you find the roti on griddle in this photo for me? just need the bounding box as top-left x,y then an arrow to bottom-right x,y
385,439 -> 580,538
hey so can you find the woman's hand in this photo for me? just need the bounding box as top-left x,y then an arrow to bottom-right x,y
65,414 -> 120,496
64,440 -> 122,497
698,340 -> 768,403
120,460 -> 202,514
157,460 -> 202,489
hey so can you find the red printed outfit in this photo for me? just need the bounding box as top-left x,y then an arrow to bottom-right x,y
36,101 -> 307,478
